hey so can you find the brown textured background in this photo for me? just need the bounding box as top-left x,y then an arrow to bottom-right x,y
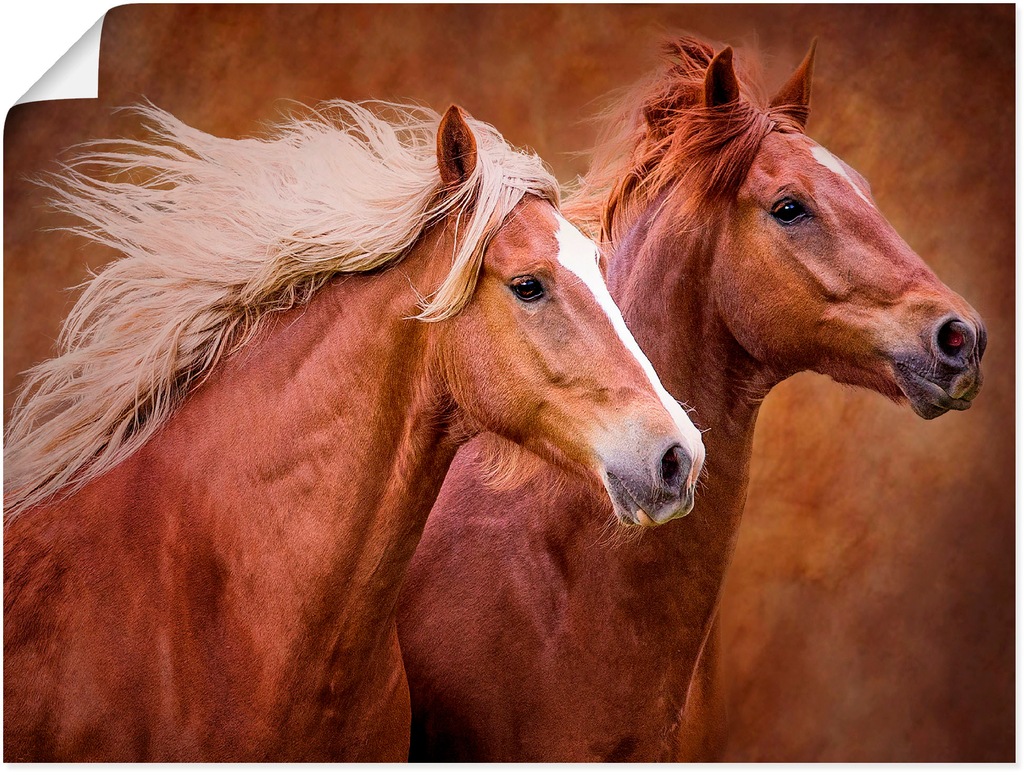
3,4 -> 1014,762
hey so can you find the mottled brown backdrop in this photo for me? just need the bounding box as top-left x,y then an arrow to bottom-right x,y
3,4 -> 1014,762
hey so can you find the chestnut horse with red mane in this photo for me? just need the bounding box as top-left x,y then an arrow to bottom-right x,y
398,37 -> 986,761
4,102 -> 704,761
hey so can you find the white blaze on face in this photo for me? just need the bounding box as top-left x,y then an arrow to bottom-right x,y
553,214 -> 705,464
810,145 -> 874,207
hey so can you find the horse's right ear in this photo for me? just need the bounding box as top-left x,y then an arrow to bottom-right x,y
437,105 -> 478,187
703,47 -> 740,108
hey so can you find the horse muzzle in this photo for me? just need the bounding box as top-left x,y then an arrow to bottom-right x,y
601,439 -> 704,526
892,313 -> 986,420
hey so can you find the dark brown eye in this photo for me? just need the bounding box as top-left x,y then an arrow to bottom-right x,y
510,276 -> 544,302
771,198 -> 809,225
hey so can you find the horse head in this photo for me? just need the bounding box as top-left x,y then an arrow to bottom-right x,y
706,43 -> 986,418
433,106 -> 705,525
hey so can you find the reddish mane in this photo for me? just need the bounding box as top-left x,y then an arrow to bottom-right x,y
567,35 -> 804,243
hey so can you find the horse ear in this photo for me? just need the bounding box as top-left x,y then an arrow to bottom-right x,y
437,104 -> 478,187
703,46 -> 740,108
769,39 -> 817,129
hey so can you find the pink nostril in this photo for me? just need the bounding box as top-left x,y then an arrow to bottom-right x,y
937,320 -> 969,358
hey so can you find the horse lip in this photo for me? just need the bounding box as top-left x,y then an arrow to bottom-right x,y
604,472 -> 694,526
893,361 -> 973,417
604,471 -> 645,525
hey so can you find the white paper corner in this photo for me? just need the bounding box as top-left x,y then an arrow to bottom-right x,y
16,15 -> 105,105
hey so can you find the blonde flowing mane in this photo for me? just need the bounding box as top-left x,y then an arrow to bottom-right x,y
6,101 -> 559,517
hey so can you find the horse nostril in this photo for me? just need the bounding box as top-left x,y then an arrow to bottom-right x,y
660,444 -> 685,491
937,319 -> 970,359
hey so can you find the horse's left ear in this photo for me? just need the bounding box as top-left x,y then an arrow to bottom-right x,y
769,40 -> 817,130
703,46 -> 741,108
437,105 -> 478,187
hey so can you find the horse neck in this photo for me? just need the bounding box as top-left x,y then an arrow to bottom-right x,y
591,193 -> 781,653
144,233 -> 460,666
609,195 -> 776,498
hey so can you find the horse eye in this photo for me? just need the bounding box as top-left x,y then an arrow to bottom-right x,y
510,276 -> 545,302
771,198 -> 809,225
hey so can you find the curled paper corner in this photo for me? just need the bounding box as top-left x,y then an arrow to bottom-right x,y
16,15 -> 104,105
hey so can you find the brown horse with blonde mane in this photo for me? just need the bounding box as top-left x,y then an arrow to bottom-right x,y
4,102 -> 704,761
397,37 -> 986,761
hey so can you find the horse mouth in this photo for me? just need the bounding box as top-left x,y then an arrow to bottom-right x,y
893,361 -> 975,420
604,472 -> 694,527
